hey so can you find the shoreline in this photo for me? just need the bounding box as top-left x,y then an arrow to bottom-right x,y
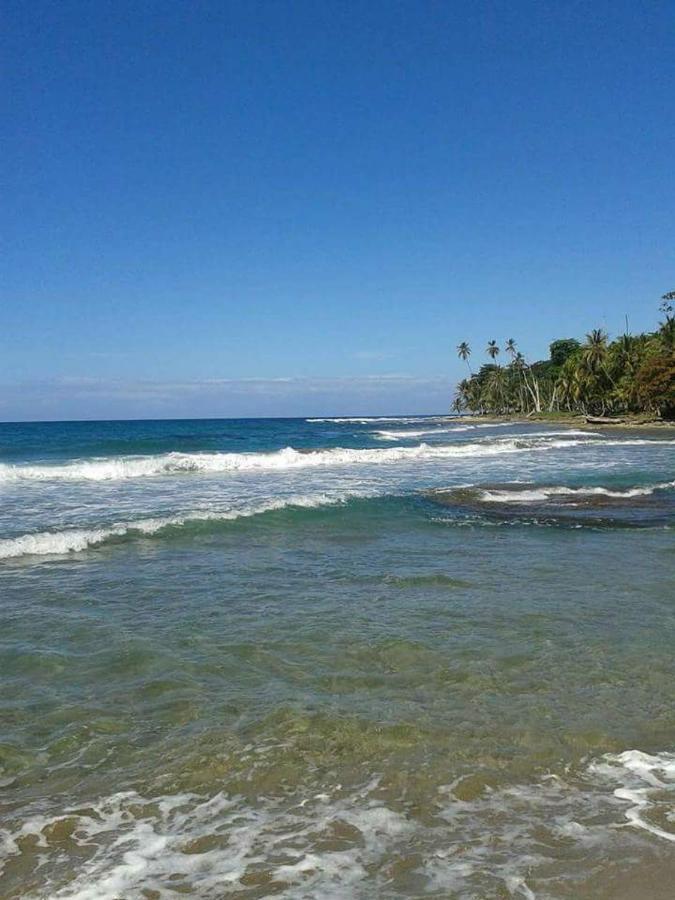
448,412 -> 675,435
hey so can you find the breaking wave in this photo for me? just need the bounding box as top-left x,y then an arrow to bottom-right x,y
0,436 -> 665,483
373,427 -> 476,439
306,416 -> 447,424
425,476 -> 675,530
373,427 -> 599,440
478,480 -> 675,503
0,494 -> 355,560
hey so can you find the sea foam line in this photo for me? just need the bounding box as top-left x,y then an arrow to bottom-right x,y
373,427 -> 476,439
373,427 -> 599,440
306,416 -> 446,424
0,494 -> 353,560
478,480 -> 675,503
1,436 -> 667,483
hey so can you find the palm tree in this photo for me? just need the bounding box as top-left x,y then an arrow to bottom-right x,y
582,328 -> 616,392
453,303 -> 672,418
504,339 -> 526,411
509,351 -> 526,412
487,366 -> 508,413
456,378 -> 471,411
582,329 -> 609,374
486,340 -> 500,361
557,371 -> 574,411
456,341 -> 472,373
615,333 -> 639,375
511,350 -> 541,413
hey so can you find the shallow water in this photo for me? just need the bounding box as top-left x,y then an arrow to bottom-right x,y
0,417 -> 674,898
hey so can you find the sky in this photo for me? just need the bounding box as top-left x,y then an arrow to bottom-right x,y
2,0 -> 674,420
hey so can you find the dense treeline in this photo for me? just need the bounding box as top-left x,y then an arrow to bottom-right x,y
453,294 -> 675,419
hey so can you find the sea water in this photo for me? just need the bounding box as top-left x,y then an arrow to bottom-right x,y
0,417 -> 673,898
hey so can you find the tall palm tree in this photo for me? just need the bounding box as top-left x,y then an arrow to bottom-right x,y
487,366 -> 508,413
512,350 -> 541,413
504,339 -> 524,411
509,350 -> 526,412
582,328 -> 617,391
486,340 -> 500,361
456,341 -> 472,373
615,333 -> 638,375
456,378 -> 471,411
582,329 -> 609,374
557,372 -> 573,411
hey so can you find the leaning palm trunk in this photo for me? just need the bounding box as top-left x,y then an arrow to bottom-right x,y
522,367 -> 541,413
548,383 -> 558,412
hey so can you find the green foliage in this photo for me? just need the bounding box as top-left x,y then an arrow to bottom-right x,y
549,339 -> 580,368
635,355 -> 675,417
454,298 -> 675,419
658,295 -> 674,352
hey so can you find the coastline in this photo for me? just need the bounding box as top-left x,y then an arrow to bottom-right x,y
449,412 -> 675,435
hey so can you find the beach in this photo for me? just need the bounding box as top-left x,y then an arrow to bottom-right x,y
451,412 -> 675,432
1,415 -> 674,898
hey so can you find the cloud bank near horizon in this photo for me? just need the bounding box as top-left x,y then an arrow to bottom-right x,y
0,374 -> 454,421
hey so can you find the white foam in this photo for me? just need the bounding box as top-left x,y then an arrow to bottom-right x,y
307,416 -> 448,424
1,436 -> 662,484
308,416 -> 512,426
472,421 -> 519,428
373,427 -> 601,441
588,749 -> 675,843
3,748 -> 673,899
373,426 -> 476,439
478,480 -> 675,503
3,779 -> 413,900
0,494 -> 352,560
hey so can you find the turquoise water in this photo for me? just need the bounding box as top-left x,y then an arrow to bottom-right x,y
0,417 -> 674,898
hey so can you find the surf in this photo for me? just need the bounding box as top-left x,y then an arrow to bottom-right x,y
0,493 -> 360,560
1,435 -> 667,483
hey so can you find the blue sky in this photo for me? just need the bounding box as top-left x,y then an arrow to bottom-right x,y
2,0 -> 673,420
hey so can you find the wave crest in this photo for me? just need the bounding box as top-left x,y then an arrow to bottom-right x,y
0,494 -> 350,560
478,480 -> 675,503
373,427 -> 599,441
1,435 -> 657,483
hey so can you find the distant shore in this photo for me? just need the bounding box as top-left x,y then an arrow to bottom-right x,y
450,412 -> 675,434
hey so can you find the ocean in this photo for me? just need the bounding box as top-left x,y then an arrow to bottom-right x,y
0,416 -> 674,898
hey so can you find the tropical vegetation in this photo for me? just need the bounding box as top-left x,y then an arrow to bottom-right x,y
453,294 -> 675,419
